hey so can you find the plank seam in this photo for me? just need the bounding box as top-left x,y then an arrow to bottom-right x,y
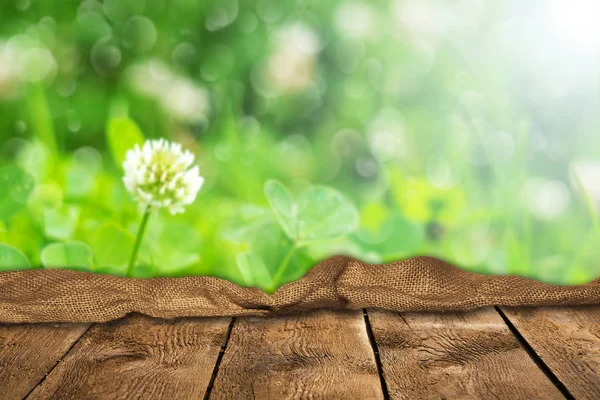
22,323 -> 92,399
363,309 -> 391,400
203,317 -> 235,400
495,306 -> 575,400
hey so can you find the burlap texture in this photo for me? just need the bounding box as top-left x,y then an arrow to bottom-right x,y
1,255 -> 599,323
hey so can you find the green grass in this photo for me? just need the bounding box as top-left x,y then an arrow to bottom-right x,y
0,0 -> 599,289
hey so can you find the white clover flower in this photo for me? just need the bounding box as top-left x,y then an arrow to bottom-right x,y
123,139 -> 204,215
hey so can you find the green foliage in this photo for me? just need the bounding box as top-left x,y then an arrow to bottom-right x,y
95,265 -> 128,277
356,214 -> 425,262
265,180 -> 359,246
234,221 -> 310,292
143,220 -> 201,273
228,181 -> 360,292
236,251 -> 273,288
0,244 -> 31,272
0,166 -> 34,221
41,242 -> 94,272
106,117 -> 145,167
0,0 -> 598,288
91,223 -> 134,270
26,85 -> 57,155
44,206 -> 80,240
264,180 -> 297,239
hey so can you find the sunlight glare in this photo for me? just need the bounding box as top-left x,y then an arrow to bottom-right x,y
547,0 -> 600,53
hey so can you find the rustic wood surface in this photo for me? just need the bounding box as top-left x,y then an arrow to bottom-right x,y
501,305 -> 600,400
368,307 -> 564,399
0,322 -> 90,399
209,309 -> 383,400
0,307 -> 598,399
26,314 -> 231,400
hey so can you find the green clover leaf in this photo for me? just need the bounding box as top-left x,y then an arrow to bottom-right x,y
0,243 -> 31,272
41,241 -> 94,272
0,166 -> 34,221
264,180 -> 359,246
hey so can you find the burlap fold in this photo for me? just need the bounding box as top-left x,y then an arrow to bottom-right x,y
1,255 -> 599,323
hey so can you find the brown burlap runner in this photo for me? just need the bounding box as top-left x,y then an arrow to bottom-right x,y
1,255 -> 599,323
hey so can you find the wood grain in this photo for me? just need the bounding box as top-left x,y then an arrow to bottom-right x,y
209,309 -> 384,399
368,308 -> 564,399
0,322 -> 90,400
27,314 -> 231,400
501,306 -> 600,400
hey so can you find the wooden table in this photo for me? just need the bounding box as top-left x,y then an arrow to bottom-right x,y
1,306 -> 599,399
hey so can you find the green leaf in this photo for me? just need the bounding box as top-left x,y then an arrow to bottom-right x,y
0,243 -> 31,271
44,206 -> 80,240
234,220 -> 310,292
222,205 -> 273,243
236,251 -> 272,288
41,241 -> 94,271
65,160 -> 97,198
0,166 -> 34,220
142,220 -> 201,273
95,265 -> 127,277
106,117 -> 145,167
27,182 -> 63,211
91,223 -> 135,268
296,186 -> 360,243
264,180 -> 297,240
264,180 -> 359,245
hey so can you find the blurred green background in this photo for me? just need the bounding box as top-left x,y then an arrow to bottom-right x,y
0,0 -> 599,290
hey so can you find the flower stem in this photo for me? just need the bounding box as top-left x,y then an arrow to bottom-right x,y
269,244 -> 297,293
127,206 -> 151,277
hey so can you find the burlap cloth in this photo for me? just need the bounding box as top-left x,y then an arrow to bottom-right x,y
1,255 -> 599,323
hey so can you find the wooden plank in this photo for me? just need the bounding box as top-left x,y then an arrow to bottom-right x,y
501,306 -> 600,400
27,314 -> 231,400
209,309 -> 384,399
368,307 -> 565,399
0,323 -> 90,400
